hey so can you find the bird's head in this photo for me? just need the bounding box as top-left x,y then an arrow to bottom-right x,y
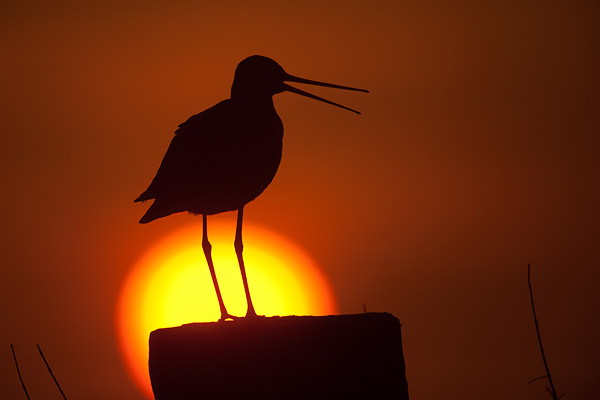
231,55 -> 368,114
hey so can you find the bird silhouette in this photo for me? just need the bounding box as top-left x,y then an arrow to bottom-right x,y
135,55 -> 367,321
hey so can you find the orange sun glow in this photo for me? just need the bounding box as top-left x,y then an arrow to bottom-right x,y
116,221 -> 337,398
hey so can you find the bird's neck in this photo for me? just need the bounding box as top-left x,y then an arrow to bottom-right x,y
230,93 -> 276,112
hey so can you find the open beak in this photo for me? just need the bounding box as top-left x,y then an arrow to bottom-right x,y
283,74 -> 369,114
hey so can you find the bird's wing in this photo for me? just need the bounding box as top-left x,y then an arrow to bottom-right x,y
174,99 -> 232,135
134,100 -> 232,202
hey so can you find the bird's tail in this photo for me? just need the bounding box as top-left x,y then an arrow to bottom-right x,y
138,200 -> 177,224
134,191 -> 152,203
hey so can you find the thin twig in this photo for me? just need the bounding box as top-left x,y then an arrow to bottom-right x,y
37,344 -> 68,400
527,374 -> 548,385
11,344 -> 31,400
528,263 -> 560,400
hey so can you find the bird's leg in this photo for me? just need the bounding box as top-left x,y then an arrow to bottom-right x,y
202,214 -> 235,321
235,207 -> 258,318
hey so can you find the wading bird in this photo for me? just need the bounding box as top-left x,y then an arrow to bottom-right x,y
135,55 -> 367,321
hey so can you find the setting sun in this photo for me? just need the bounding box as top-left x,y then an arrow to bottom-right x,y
116,221 -> 337,398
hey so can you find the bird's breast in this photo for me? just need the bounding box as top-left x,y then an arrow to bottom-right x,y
190,107 -> 283,213
232,110 -> 283,178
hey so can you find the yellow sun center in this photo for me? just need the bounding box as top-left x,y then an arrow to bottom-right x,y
116,221 -> 337,398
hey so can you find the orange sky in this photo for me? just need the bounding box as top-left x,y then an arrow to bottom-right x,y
1,1 -> 599,399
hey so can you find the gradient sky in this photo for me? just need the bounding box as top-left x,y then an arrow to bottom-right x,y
2,1 -> 599,399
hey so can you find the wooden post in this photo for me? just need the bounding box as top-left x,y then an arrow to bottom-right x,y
149,313 -> 409,400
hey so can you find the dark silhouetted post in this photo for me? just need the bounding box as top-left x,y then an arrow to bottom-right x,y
10,344 -> 31,400
149,314 -> 409,400
37,344 -> 68,400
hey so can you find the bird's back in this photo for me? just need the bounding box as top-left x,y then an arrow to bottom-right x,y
135,99 -> 283,223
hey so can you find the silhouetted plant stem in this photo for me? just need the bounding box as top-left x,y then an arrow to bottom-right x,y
37,344 -> 68,400
528,263 -> 560,400
11,344 -> 31,400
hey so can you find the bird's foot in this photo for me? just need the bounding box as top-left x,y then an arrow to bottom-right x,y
219,313 -> 238,322
245,309 -> 261,319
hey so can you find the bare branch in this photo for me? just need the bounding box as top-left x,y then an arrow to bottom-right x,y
37,344 -> 68,400
527,374 -> 547,385
10,344 -> 31,400
528,264 -> 560,400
